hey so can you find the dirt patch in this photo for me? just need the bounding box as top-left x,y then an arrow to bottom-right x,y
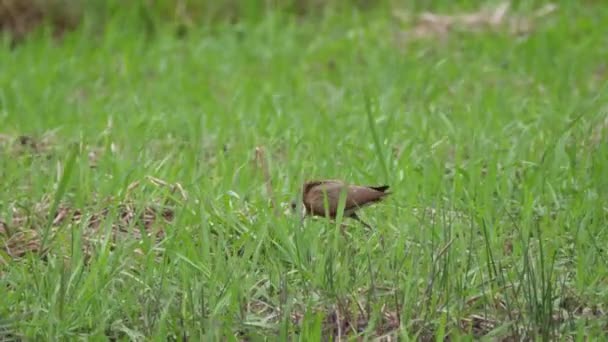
0,132 -> 120,169
393,2 -> 558,43
0,0 -> 80,46
1,201 -> 174,261
243,295 -> 402,339
0,132 -> 56,157
0,176 -> 184,263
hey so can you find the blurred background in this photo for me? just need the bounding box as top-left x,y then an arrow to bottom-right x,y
2,0 -> 393,44
2,0 -> 561,44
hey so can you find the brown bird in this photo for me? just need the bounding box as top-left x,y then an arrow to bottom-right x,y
292,179 -> 390,229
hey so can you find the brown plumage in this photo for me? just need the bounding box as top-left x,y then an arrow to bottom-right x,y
292,179 -> 390,228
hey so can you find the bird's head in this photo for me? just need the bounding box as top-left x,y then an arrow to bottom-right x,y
290,199 -> 307,216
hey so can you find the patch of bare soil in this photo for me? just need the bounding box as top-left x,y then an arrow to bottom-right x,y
0,0 -> 80,46
243,295 -> 402,340
0,131 -> 56,157
0,131 -> 119,168
393,2 -> 558,43
0,176 -> 184,264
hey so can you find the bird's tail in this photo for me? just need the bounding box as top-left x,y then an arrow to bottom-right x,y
370,185 -> 390,193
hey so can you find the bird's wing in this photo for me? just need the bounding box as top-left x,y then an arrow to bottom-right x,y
344,186 -> 388,211
304,181 -> 344,216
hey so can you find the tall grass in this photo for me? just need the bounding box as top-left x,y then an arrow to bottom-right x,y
1,0 -> 608,340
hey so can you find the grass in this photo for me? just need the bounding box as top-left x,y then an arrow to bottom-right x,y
1,0 -> 608,340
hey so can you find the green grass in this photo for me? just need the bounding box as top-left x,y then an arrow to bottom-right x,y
1,1 -> 608,340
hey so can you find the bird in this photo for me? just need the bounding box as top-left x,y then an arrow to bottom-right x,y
291,179 -> 390,229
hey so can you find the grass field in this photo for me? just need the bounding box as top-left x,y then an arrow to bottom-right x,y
1,1 -> 608,340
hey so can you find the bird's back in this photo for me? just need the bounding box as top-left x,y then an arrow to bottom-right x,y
303,180 -> 389,217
